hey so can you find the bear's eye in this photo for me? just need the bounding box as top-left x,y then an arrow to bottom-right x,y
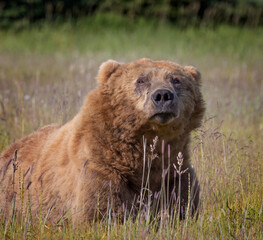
171,78 -> 181,87
135,76 -> 150,95
137,77 -> 146,85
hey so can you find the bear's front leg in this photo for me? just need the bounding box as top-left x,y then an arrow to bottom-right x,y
168,165 -> 200,219
72,169 -> 129,223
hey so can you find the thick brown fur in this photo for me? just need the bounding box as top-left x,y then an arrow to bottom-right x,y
0,58 -> 205,223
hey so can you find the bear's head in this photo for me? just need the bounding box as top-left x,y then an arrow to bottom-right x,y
96,58 -> 205,138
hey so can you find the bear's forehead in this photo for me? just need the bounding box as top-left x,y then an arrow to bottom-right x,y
126,60 -> 187,78
130,59 -> 181,69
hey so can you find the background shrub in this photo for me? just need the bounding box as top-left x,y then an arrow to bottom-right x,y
1,0 -> 263,28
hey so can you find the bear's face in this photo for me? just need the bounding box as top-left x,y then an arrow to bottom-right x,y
97,58 -> 203,129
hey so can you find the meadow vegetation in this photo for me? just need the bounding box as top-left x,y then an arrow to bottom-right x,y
0,16 -> 262,239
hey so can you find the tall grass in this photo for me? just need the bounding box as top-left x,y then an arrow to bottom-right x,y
0,17 -> 262,239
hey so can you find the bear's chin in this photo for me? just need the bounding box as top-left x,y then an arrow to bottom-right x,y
150,113 -> 176,125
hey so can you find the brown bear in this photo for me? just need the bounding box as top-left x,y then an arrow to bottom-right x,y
0,58 -> 205,223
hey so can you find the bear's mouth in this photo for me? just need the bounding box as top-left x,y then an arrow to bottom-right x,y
150,112 -> 176,125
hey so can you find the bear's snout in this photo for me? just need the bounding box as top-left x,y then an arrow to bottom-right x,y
151,89 -> 174,108
150,89 -> 179,124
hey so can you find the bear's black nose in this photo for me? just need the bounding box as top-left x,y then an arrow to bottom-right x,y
151,89 -> 174,107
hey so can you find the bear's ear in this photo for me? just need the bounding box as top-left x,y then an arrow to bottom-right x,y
184,66 -> 201,85
97,60 -> 121,84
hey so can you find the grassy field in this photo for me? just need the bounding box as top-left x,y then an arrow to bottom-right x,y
0,16 -> 263,239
